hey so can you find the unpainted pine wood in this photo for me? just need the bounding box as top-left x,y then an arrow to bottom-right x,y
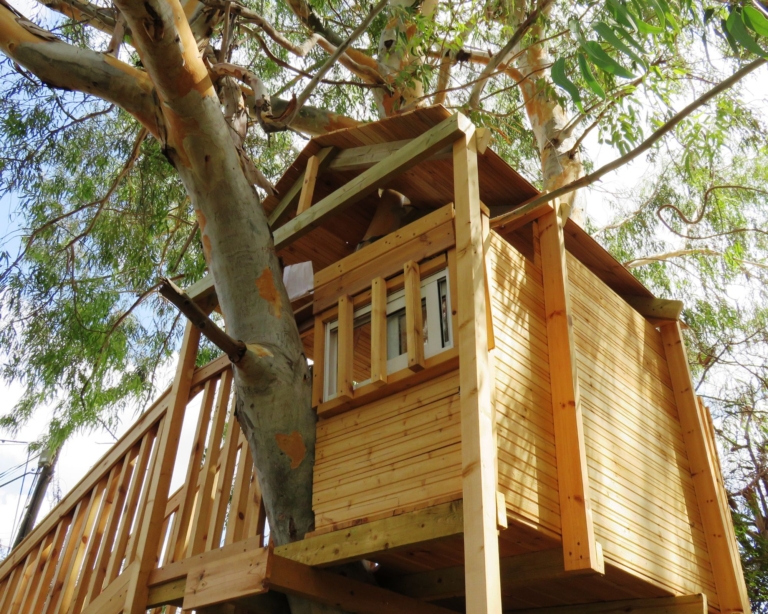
27,513 -> 72,614
536,206 -> 601,574
80,562 -> 137,614
18,531 -> 55,614
273,115 -> 465,250
370,276 -> 388,387
186,369 -> 233,558
8,542 -> 40,612
105,426 -> 156,585
171,378 -> 218,562
241,465 -> 265,541
296,153 -> 322,216
268,554 -> 458,614
453,122 -> 503,614
0,566 -> 20,613
85,446 -> 138,605
510,594 -> 707,614
403,260 -> 425,372
206,396 -> 242,551
182,547 -> 271,610
660,322 -> 750,613
225,434 -> 252,545
124,322 -> 201,614
336,294 -> 354,401
267,147 -> 335,226
67,464 -> 124,614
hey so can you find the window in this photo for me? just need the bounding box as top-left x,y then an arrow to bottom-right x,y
323,269 -> 452,402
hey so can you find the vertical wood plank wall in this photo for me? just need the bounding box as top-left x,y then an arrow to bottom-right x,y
488,231 -> 718,604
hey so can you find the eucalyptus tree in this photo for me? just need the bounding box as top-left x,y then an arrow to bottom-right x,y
1,0 -> 767,607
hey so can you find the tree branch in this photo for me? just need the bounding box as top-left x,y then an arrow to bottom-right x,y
158,277 -> 246,362
0,0 -> 160,136
491,58 -> 767,229
467,0 -> 554,109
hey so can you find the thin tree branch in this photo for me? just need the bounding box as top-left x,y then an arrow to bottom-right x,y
491,58 -> 767,229
468,0 -> 555,109
158,277 -> 247,362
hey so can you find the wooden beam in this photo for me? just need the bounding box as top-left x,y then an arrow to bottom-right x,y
382,547 -> 599,601
267,147 -> 336,226
537,203 -> 602,575
660,322 -> 750,613
326,139 -> 452,172
275,500 -> 463,567
81,563 -> 137,614
453,120 -> 503,614
404,260 -> 425,372
296,153 -> 322,216
623,296 -> 684,321
370,276 -> 388,387
489,200 -> 554,233
509,594 -> 707,614
183,547 -> 271,610
336,294 -> 354,401
273,113 -> 470,251
268,555 -> 457,614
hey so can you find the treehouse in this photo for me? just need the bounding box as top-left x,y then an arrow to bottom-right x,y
0,106 -> 750,614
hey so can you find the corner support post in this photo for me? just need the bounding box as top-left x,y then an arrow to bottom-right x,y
453,115 -> 503,614
537,202 -> 602,574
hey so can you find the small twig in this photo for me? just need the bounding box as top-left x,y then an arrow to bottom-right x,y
219,1 -> 232,63
168,221 -> 199,273
158,277 -> 247,362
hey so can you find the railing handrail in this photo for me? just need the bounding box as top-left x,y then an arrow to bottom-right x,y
0,354 -> 230,584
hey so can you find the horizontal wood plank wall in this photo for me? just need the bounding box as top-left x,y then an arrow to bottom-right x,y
487,232 -> 561,535
312,370 -> 463,533
566,255 -> 718,607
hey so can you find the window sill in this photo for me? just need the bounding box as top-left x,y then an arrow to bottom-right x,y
316,347 -> 459,419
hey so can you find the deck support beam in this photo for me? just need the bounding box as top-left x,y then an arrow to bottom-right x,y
660,322 -> 750,613
512,594 -> 708,614
537,202 -> 602,574
453,118 -> 503,614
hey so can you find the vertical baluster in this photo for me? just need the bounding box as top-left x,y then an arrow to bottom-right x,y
241,464 -> 264,541
84,446 -> 138,605
206,395 -> 241,551
170,377 -> 218,561
104,427 -> 155,585
225,434 -> 252,545
404,260 -> 425,372
8,544 -> 39,612
186,369 -> 232,557
0,566 -> 20,613
19,531 -> 55,614
28,513 -> 72,614
68,463 -> 122,614
336,294 -> 354,401
370,276 -> 388,387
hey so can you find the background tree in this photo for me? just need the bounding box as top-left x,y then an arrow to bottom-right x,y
0,0 -> 767,609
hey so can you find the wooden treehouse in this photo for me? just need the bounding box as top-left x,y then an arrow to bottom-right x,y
0,107 -> 750,614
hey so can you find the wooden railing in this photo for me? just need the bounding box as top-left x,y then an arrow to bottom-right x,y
0,323 -> 266,614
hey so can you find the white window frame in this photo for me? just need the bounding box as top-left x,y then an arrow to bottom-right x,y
323,268 -> 452,402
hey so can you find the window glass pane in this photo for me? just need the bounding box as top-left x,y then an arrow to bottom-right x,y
326,325 -> 338,398
387,307 -> 406,360
352,312 -> 372,386
438,278 -> 450,347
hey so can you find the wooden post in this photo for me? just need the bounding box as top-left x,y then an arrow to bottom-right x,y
537,203 -> 602,574
453,116 -> 503,614
660,322 -> 750,613
123,321 -> 201,614
404,260 -> 425,372
370,276 -> 388,387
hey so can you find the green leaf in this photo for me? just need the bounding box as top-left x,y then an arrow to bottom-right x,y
726,10 -> 768,57
594,21 -> 646,66
578,53 -> 607,99
616,25 -> 647,53
635,17 -> 664,34
655,0 -> 680,31
645,0 -> 667,29
607,0 -> 639,32
743,6 -> 768,38
551,57 -> 584,111
582,41 -> 636,78
720,18 -> 741,54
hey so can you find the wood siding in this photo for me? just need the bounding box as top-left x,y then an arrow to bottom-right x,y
488,231 -> 717,605
313,370 -> 463,532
